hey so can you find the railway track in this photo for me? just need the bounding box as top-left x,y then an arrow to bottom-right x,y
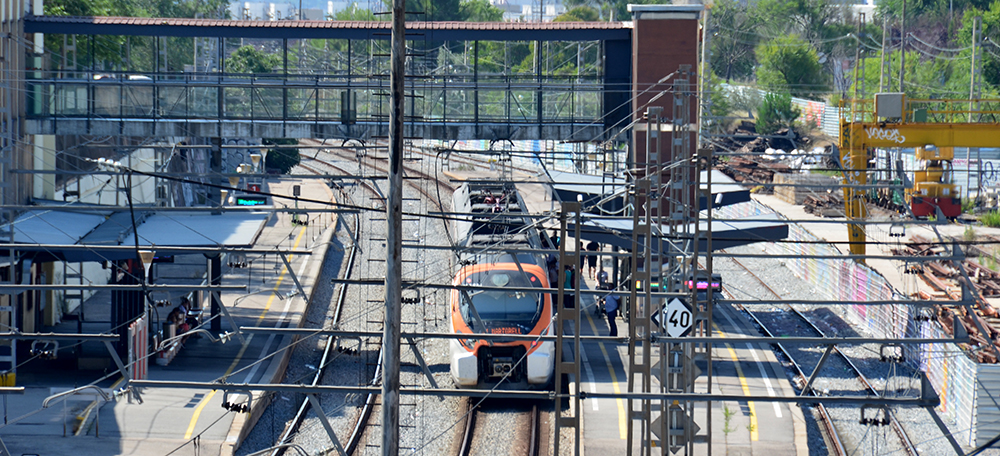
268,145 -> 553,455
725,256 -> 918,456
266,159 -> 368,456
458,399 -> 542,456
280,149 -> 461,455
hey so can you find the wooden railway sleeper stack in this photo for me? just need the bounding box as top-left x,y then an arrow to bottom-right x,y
893,235 -> 1000,362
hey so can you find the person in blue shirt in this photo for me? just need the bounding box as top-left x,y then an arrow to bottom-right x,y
563,265 -> 576,308
603,285 -> 619,338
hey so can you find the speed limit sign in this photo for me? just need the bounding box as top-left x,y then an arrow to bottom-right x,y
658,298 -> 693,337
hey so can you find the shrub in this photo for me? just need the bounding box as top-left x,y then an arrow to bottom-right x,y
982,211 -> 1000,228
756,92 -> 800,135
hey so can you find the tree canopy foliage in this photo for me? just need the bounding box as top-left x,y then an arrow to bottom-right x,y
227,46 -> 281,74
556,6 -> 601,22
755,34 -> 828,100
700,0 -> 1000,124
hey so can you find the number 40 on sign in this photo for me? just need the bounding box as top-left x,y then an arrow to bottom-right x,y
653,298 -> 694,338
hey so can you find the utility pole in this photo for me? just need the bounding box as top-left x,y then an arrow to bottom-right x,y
899,0 -> 906,92
382,0 -> 405,454
970,16 -> 981,113
880,17 -> 889,92
969,16 -> 981,201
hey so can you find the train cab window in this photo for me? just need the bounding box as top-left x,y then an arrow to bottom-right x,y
461,270 -> 543,330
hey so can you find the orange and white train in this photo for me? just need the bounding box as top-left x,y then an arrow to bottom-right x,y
448,182 -> 554,388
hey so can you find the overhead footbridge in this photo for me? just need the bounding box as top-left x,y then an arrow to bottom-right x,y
23,16 -> 633,142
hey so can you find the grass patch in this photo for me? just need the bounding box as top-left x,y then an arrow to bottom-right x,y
963,197 -> 976,214
982,211 -> 1000,228
722,405 -> 736,435
965,226 -> 977,243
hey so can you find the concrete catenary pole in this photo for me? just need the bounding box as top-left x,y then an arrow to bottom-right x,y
382,0 -> 405,454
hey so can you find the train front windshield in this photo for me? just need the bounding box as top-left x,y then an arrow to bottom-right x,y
461,270 -> 543,329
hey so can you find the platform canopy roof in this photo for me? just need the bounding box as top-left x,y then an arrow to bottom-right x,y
546,170 -> 750,212
568,214 -> 788,253
0,202 -> 270,262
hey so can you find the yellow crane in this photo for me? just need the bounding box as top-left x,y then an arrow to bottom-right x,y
838,94 -> 1000,257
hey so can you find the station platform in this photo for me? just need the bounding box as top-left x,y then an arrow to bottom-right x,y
570,268 -> 809,456
0,177 -> 339,456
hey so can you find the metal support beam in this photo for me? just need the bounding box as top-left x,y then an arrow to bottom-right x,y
0,332 -> 118,341
406,337 -> 439,389
103,340 -> 139,403
238,326 -> 967,345
800,344 -> 835,396
278,252 -> 308,302
305,393 -> 347,456
214,299 -> 246,345
127,379 -> 940,405
554,201 -> 583,456
209,255 -> 223,333
0,244 -> 312,255
0,284 -> 246,292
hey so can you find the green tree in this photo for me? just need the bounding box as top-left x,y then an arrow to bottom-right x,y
227,45 -> 281,74
331,5 -> 384,21
556,6 -> 600,22
730,86 -> 763,119
702,68 -> 732,133
957,4 -> 1000,93
410,0 -> 462,21
708,0 -> 762,82
460,0 -> 503,21
756,92 -> 800,134
877,0 -> 993,23
755,34 -> 828,100
561,0 -> 660,21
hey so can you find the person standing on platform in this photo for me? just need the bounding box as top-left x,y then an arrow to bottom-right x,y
603,286 -> 619,338
563,265 -> 576,308
586,241 -> 600,279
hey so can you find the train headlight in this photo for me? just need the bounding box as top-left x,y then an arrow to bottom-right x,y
459,338 -> 477,350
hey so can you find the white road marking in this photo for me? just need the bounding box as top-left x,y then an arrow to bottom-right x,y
719,307 -> 784,419
579,344 -> 599,411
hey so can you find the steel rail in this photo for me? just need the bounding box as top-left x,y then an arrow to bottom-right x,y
302,149 -> 457,454
528,404 -> 540,456
304,156 -> 388,456
457,399 -> 477,456
737,305 -> 847,456
457,399 -> 540,456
